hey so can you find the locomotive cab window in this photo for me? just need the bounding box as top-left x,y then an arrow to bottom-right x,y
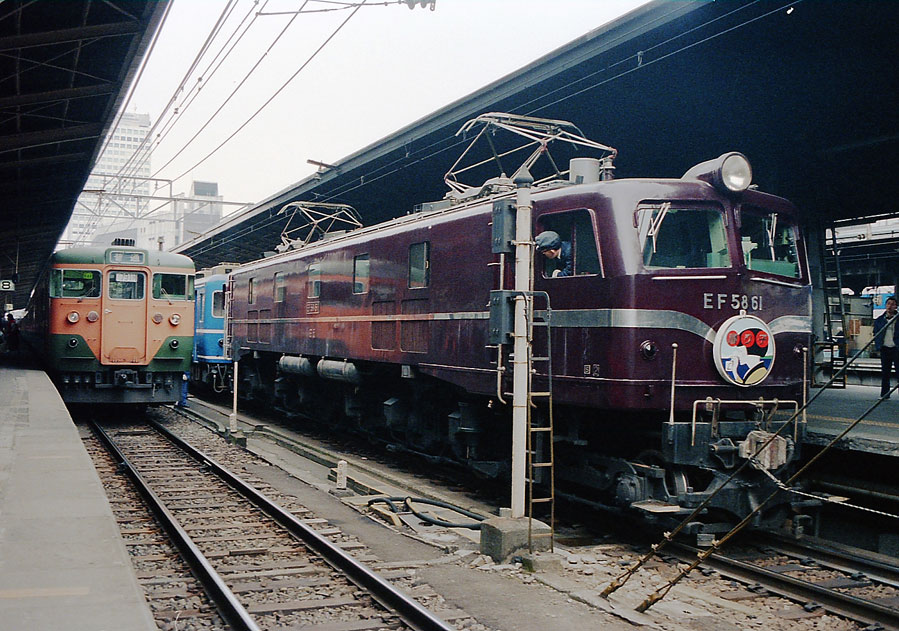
248,277 -> 258,304
537,209 -> 600,278
50,269 -> 101,298
353,254 -> 370,294
408,242 -> 430,288
152,273 -> 193,300
739,207 -> 801,278
638,203 -> 730,269
108,271 -> 146,300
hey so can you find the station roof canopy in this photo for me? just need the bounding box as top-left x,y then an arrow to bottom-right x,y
0,0 -> 168,308
177,0 -> 898,272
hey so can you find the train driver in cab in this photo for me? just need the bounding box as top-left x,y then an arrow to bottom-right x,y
535,230 -> 572,277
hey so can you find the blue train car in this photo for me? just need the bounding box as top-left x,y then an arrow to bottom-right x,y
191,265 -> 235,393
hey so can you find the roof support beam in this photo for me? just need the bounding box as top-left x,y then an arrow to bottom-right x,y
0,21 -> 140,51
0,122 -> 102,153
0,83 -> 115,108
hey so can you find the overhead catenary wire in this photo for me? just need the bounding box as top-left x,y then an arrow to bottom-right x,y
163,0 -> 370,186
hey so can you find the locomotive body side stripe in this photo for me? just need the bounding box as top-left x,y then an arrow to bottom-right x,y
231,309 -> 812,340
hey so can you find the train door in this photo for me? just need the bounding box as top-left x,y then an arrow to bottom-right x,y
101,268 -> 148,363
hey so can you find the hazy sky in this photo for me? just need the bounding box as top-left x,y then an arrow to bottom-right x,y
124,0 -> 649,207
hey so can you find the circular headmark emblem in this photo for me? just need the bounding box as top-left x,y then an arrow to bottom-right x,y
712,314 -> 775,387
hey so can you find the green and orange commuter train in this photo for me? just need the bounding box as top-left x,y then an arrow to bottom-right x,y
23,240 -> 195,405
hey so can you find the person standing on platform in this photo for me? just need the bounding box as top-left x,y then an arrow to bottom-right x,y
873,295 -> 899,398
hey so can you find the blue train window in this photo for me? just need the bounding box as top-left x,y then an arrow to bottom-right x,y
354,254 -> 370,294
212,290 -> 225,317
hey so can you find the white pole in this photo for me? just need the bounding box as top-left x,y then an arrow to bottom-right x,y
229,360 -> 239,435
511,167 -> 534,519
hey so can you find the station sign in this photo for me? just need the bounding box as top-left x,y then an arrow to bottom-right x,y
0,280 -> 15,291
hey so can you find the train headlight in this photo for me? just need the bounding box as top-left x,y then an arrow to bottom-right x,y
169,339 -> 180,349
86,310 -> 99,323
67,338 -> 79,348
66,311 -> 80,323
169,313 -> 181,326
152,312 -> 164,324
683,152 -> 752,195
640,340 -> 659,360
720,153 -> 752,193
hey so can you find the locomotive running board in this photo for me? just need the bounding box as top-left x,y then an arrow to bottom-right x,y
631,500 -> 688,514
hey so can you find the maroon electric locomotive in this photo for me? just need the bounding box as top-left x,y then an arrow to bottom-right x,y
226,114 -> 812,530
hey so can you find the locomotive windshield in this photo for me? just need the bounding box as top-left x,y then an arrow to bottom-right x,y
50,269 -> 101,298
739,207 -> 801,278
638,204 -> 730,269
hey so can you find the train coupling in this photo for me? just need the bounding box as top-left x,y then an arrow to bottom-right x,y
738,430 -> 790,470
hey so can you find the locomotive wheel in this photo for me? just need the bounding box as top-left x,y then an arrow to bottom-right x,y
634,449 -> 689,499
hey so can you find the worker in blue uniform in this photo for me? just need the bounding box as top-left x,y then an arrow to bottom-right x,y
535,231 -> 572,277
873,295 -> 899,398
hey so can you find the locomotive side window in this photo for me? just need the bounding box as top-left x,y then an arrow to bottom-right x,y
353,254 -> 370,294
739,207 -> 801,278
212,290 -> 225,317
108,271 -> 146,300
50,269 -> 101,298
537,209 -> 600,277
248,277 -> 257,304
197,293 -> 205,323
408,242 -> 430,288
152,273 -> 193,300
308,262 -> 321,298
638,204 -> 730,269
274,272 -> 287,302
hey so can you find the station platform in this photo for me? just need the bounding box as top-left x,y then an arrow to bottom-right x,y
802,384 -> 899,457
0,354 -> 156,631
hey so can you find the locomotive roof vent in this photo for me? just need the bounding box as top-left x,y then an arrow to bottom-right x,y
569,158 -> 601,185
682,152 -> 752,195
111,238 -> 135,246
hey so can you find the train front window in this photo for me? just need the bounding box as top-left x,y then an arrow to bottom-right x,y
638,204 -> 730,269
108,271 -> 145,300
740,208 -> 801,278
50,269 -> 101,298
152,273 -> 193,300
212,290 -> 225,318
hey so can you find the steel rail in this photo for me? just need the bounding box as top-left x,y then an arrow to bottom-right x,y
670,541 -> 899,631
89,422 -> 262,631
755,531 -> 899,589
148,419 -> 456,631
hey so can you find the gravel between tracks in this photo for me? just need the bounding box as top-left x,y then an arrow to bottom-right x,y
154,408 -> 877,631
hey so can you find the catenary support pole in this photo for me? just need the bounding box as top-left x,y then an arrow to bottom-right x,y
230,360 -> 239,434
511,166 -> 534,518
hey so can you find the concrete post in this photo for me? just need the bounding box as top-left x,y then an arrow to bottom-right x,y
511,166 -> 534,519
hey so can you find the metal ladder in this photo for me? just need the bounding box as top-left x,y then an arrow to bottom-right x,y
222,277 -> 234,358
526,296 -> 554,552
817,224 -> 847,387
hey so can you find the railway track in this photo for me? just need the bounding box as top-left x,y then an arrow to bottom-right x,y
668,533 -> 899,630
83,419 -> 460,631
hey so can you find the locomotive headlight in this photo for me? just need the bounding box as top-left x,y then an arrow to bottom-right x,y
169,313 -> 181,326
720,153 -> 752,193
169,339 -> 180,349
66,311 -> 80,323
152,313 -> 164,324
682,152 -> 752,195
67,338 -> 79,348
218,338 -> 224,347
640,340 -> 659,360
86,310 -> 99,323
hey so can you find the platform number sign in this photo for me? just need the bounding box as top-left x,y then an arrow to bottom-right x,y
0,280 -> 14,291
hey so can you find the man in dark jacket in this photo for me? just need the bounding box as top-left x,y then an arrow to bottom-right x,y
535,231 -> 572,277
873,295 -> 899,398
